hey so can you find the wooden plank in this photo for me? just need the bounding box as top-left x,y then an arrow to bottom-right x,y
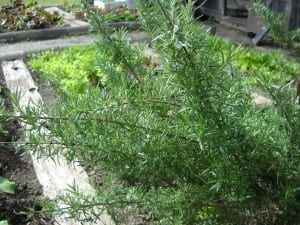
1,60 -> 113,225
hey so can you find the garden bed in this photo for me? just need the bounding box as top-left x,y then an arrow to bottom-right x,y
0,59 -> 114,225
1,2 -> 299,222
0,5 -> 140,43
0,69 -> 53,225
0,5 -> 89,43
0,0 -> 141,43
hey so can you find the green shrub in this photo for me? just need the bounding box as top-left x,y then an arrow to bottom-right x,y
23,0 -> 300,224
0,176 -> 15,194
252,1 -> 300,50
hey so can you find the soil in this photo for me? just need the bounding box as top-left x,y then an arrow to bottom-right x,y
29,68 -> 60,112
0,67 -> 54,225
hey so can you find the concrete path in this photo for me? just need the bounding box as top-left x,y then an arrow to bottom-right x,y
0,32 -> 151,61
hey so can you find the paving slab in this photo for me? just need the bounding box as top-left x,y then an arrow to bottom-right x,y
0,32 -> 151,61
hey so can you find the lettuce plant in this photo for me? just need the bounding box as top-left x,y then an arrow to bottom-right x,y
0,177 -> 15,225
29,45 -> 103,94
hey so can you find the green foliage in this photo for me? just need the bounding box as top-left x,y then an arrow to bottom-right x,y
252,1 -> 300,50
65,3 -> 138,23
23,0 -> 300,224
29,38 -> 299,97
28,45 -> 102,94
0,220 -> 9,225
79,0 -> 92,10
0,176 -> 16,194
100,7 -> 138,22
0,0 -> 75,6
233,47 -> 299,84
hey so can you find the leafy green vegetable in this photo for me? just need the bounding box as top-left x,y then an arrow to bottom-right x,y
101,8 -> 138,22
0,176 -> 16,194
29,39 -> 299,97
28,45 -> 103,94
0,220 -> 9,225
233,47 -> 299,84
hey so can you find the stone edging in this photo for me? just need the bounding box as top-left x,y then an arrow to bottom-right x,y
109,21 -> 140,30
0,21 -> 141,43
0,26 -> 89,43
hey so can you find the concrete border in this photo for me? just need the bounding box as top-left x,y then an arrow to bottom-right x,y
109,21 -> 140,30
0,21 -> 140,43
0,32 -> 151,61
0,22 -> 141,43
0,26 -> 89,43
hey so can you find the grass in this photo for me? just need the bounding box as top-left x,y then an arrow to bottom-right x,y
0,0 -> 80,6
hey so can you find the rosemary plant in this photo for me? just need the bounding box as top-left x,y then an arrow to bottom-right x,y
20,0 -> 300,224
252,1 -> 300,51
